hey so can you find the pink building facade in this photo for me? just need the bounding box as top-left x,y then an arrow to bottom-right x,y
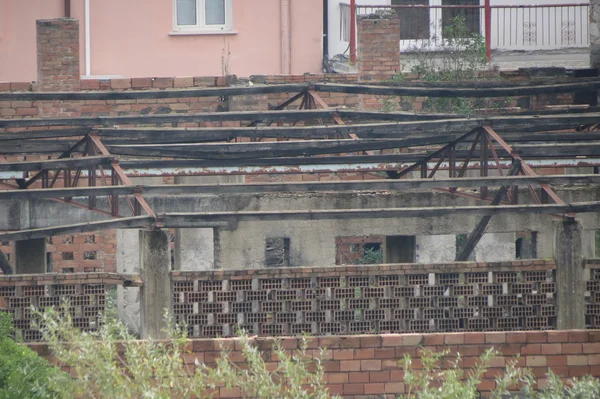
0,0 -> 323,82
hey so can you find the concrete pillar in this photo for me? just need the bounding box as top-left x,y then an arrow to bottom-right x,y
15,238 -> 46,274
116,229 -> 141,335
591,0 -> 600,69
36,19 -> 80,91
139,230 -> 172,339
555,220 -> 585,330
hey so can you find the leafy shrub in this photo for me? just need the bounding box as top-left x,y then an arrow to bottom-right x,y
402,348 -> 600,399
35,305 -> 339,399
0,311 -> 67,399
393,16 -> 507,114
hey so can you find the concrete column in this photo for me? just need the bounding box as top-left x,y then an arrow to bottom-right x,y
555,220 -> 585,330
591,0 -> 600,69
139,230 -> 172,339
116,229 -> 141,335
15,238 -> 46,274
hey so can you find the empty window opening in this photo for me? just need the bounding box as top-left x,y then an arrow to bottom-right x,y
335,236 -> 385,265
516,231 -> 537,259
46,252 -> 52,273
62,252 -> 74,260
62,268 -> 75,273
385,236 -> 416,263
265,237 -> 290,267
83,251 -> 97,260
62,236 -> 74,244
85,235 -> 95,244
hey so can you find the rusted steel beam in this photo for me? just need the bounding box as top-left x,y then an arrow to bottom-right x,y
0,84 -> 309,101
482,126 -> 565,205
88,134 -> 156,218
0,216 -> 156,242
455,161 -> 521,261
20,137 -> 89,189
2,174 -> 599,201
313,80 -> 600,98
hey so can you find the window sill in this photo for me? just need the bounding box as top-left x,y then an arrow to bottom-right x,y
169,30 -> 238,36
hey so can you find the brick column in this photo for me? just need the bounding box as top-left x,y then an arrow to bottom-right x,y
357,13 -> 401,81
37,18 -> 80,91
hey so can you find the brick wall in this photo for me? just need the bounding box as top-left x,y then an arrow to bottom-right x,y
171,260 -> 558,338
0,272 -> 140,341
357,13 -> 401,81
27,330 -> 600,398
36,19 -> 80,92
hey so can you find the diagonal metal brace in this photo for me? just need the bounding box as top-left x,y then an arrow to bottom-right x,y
455,160 -> 522,262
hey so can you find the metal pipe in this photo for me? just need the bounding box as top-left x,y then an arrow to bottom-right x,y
485,0 -> 491,62
350,0 -> 356,64
84,0 -> 91,77
64,0 -> 71,17
281,0 -> 291,74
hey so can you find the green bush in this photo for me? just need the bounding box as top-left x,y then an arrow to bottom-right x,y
0,311 -> 67,399
34,305 -> 339,399
402,347 -> 600,399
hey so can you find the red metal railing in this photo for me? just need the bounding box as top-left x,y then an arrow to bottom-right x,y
352,3 -> 589,60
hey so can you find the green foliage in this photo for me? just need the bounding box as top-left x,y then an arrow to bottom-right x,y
402,348 -> 532,399
398,16 -> 506,114
34,304 -> 339,399
357,247 -> 384,264
402,348 -> 600,399
0,311 -> 67,399
209,333 -> 334,399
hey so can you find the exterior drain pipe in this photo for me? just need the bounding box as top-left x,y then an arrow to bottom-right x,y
84,0 -> 91,76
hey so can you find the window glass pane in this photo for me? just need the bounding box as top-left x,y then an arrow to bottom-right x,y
177,0 -> 197,26
205,0 -> 226,25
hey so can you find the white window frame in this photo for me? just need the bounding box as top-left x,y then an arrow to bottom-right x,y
172,0 -> 233,34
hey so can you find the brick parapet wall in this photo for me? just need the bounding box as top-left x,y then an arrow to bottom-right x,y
27,330 -> 600,398
172,259 -> 556,281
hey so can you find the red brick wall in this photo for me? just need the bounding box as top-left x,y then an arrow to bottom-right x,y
28,330 -> 600,398
357,13 -> 401,81
36,19 -> 80,92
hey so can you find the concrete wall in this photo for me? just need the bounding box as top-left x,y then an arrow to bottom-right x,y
1,189 -> 599,271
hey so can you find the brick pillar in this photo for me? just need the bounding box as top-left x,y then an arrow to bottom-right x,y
357,13 -> 401,81
37,18 -> 80,91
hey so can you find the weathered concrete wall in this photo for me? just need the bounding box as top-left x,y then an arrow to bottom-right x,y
116,229 -> 141,334
2,187 -> 600,270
